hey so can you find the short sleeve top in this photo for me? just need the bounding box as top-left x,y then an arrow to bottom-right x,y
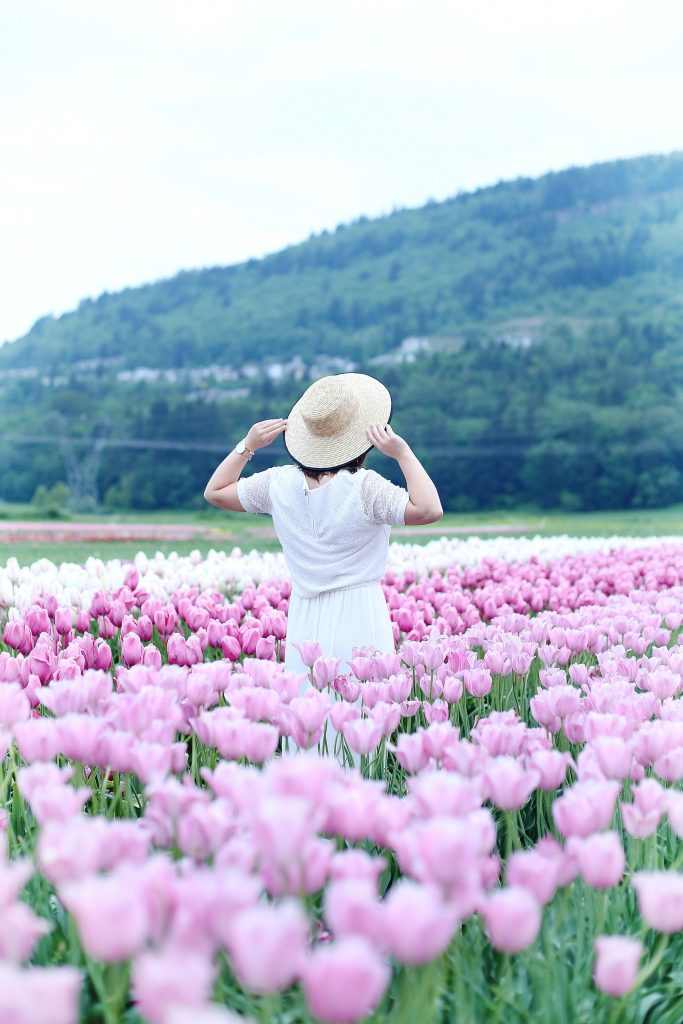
236,465 -> 410,598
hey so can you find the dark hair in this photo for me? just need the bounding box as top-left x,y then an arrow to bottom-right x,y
293,449 -> 370,481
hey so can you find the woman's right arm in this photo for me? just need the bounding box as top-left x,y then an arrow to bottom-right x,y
204,419 -> 286,510
366,423 -> 443,526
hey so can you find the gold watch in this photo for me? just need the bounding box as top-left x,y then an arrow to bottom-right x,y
234,438 -> 254,460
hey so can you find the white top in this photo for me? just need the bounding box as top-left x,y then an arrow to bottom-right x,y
236,465 -> 410,599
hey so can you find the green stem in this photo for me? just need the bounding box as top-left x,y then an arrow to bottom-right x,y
87,960 -> 129,1024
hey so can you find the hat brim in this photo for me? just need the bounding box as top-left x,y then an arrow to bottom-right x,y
283,373 -> 392,470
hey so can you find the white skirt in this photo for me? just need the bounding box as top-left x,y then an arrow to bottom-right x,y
283,581 -> 396,683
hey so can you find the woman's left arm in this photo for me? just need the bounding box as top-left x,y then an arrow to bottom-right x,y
204,418 -> 287,511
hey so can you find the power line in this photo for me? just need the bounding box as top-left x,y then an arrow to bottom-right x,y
0,434 -> 230,454
0,434 -> 679,457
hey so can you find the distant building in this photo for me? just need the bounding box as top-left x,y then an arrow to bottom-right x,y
494,334 -> 533,349
368,336 -> 432,366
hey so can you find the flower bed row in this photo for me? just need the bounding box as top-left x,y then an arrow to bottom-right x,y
1,541 -> 683,1022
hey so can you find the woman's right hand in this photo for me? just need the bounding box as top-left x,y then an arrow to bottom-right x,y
245,418 -> 287,451
366,422 -> 410,460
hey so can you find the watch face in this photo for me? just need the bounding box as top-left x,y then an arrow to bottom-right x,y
236,441 -> 246,453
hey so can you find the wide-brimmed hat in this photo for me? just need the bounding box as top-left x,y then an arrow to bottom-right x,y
283,372 -> 392,470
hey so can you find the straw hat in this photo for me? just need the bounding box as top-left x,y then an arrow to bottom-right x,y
283,372 -> 392,470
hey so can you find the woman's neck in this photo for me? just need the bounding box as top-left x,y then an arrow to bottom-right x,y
304,470 -> 335,487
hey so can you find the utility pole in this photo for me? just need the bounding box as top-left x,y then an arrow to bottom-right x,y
55,415 -> 111,512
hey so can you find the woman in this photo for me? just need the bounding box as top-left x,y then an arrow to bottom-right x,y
203,372 -> 443,684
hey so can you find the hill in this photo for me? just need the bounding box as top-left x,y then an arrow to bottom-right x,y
2,151 -> 683,514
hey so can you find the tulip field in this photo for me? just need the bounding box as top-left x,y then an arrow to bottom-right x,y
4,535 -> 683,1023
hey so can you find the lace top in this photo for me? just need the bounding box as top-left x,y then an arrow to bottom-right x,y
236,465 -> 410,599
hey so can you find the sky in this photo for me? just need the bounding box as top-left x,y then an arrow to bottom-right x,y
1,0 -> 682,345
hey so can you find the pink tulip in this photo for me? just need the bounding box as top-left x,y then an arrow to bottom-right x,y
347,655 -> 375,681
484,650 -> 510,675
134,614 -> 153,643
389,733 -> 429,774
506,848 -> 562,905
16,762 -> 72,801
423,699 -> 449,725
539,668 -> 567,688
167,633 -> 188,666
0,855 -> 33,909
75,610 -> 90,633
301,936 -> 390,1023
374,652 -> 401,677
59,870 -> 152,961
26,605 -> 51,636
483,757 -> 539,810
0,901 -> 51,961
392,813 -> 494,903
552,780 -> 620,838
641,668 -> 679,700
221,635 -> 242,661
593,935 -> 643,997
3,620 -> 33,655
56,714 -> 107,764
362,681 -> 390,710
0,683 -> 31,727
0,653 -> 21,683
255,636 -> 276,661
368,702 -> 401,737
54,607 -> 73,635
313,657 -> 341,690
396,608 -> 415,633
122,567 -> 139,591
620,778 -> 667,839
288,694 -> 330,747
569,831 -> 625,889
480,886 -> 542,953
227,901 -> 308,993
240,626 -> 262,655
132,946 -> 216,1024
529,691 -> 561,732
154,606 -> 178,636
250,795 -> 324,872
89,591 -> 111,618
330,850 -> 387,885
228,686 -> 279,722
95,639 -> 113,671
591,736 -> 633,780
632,871 -> 683,932
38,817 -> 150,884
324,879 -> 387,948
243,723 -> 280,763
0,963 -> 81,1024
26,645 -> 56,684
121,632 -> 143,667
665,789 -> 683,837
333,675 -> 361,703
419,674 -> 443,699
421,722 -> 460,762
527,749 -> 572,791
462,668 -> 493,697
408,771 -> 484,819
342,718 -> 383,756
383,881 -> 460,964
293,640 -> 323,668
28,783 -> 91,825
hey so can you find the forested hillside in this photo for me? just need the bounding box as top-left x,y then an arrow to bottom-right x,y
2,152 -> 683,513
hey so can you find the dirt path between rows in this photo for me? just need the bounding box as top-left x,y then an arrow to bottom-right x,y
0,521 -> 536,544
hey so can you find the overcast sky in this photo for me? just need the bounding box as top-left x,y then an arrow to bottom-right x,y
1,0 -> 682,345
